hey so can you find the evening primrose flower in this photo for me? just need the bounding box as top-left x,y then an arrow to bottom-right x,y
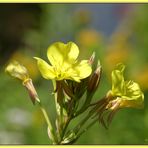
107,63 -> 144,109
34,42 -> 92,82
92,63 -> 144,128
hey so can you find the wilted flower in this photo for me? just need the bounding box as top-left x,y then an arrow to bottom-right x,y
34,42 -> 92,82
5,61 -> 30,83
5,61 -> 39,104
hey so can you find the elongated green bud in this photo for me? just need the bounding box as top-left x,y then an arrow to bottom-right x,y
87,61 -> 101,93
88,52 -> 95,65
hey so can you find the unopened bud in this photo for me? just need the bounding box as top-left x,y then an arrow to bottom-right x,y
87,61 -> 101,92
88,52 -> 95,65
23,79 -> 40,104
61,81 -> 74,99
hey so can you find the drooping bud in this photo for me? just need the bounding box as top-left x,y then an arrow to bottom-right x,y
87,60 -> 101,93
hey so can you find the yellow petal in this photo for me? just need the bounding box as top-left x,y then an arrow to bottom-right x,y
111,63 -> 125,96
70,76 -> 81,82
34,57 -> 55,79
126,81 -> 141,98
118,83 -> 144,109
67,42 -> 79,62
74,60 -> 92,79
5,61 -> 29,81
120,98 -> 144,109
47,42 -> 79,67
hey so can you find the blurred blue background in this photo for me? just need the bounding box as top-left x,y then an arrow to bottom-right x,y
0,3 -> 148,144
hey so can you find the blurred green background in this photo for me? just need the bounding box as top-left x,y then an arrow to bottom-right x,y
0,3 -> 148,144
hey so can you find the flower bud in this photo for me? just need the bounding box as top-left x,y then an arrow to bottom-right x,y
87,61 -> 101,93
61,81 -> 74,99
88,52 -> 95,65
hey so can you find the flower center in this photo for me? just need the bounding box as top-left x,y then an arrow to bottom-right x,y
53,66 -> 69,80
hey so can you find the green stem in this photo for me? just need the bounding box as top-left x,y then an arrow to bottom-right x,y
52,80 -> 65,143
60,117 -> 71,141
36,99 -> 57,144
52,80 -> 60,116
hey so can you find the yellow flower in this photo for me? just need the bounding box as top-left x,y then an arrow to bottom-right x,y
34,42 -> 92,82
108,63 -> 144,109
92,63 -> 144,128
5,61 -> 30,83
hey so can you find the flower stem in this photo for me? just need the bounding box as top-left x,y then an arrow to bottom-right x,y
60,117 -> 71,142
36,98 -> 58,144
